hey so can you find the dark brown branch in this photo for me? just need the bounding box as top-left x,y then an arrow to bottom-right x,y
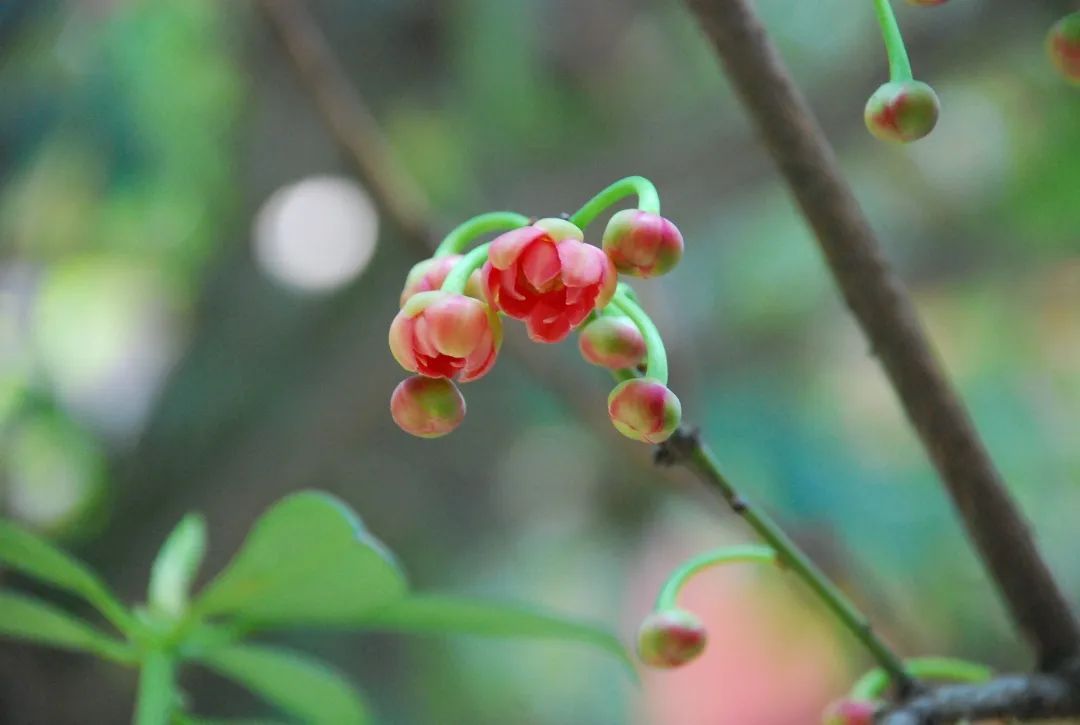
880,669 -> 1080,724
682,0 -> 1079,669
258,0 -> 434,248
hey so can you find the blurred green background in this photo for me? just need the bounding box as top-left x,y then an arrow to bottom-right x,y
1,0 -> 1078,722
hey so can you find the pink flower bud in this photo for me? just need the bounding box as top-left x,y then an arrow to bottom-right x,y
821,698 -> 878,725
637,609 -> 706,668
483,218 -> 617,343
1048,13 -> 1080,85
400,256 -> 483,306
607,378 -> 681,444
578,316 -> 647,370
390,376 -> 466,438
602,209 -> 684,278
864,81 -> 940,143
389,290 -> 501,382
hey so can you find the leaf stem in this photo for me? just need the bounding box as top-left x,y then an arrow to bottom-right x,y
569,176 -> 660,229
610,289 -> 668,385
656,545 -> 777,610
872,0 -> 914,82
441,242 -> 491,294
134,649 -> 177,725
433,212 -> 530,258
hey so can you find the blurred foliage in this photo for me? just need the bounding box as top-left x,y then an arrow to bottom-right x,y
0,0 -> 1078,723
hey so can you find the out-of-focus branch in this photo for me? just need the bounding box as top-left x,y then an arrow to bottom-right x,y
880,670 -> 1080,724
682,0 -> 1080,671
258,0 -> 433,247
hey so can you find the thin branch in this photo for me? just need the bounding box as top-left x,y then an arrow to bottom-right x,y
880,670 -> 1080,724
682,0 -> 1079,668
258,0 -> 434,247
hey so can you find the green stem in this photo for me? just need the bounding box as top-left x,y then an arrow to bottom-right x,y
851,656 -> 992,701
684,439 -> 915,694
610,289 -> 668,385
872,0 -> 914,82
134,650 -> 177,725
433,212 -> 530,258
656,545 -> 777,610
441,242 -> 490,294
569,176 -> 660,229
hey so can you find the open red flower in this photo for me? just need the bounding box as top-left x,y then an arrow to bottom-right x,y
483,218 -> 617,343
389,290 -> 501,382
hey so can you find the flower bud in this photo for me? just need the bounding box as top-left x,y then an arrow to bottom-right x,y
608,378 -> 681,444
390,376 -> 466,438
637,609 -> 706,668
864,81 -> 940,143
578,316 -> 647,370
389,290 -> 501,382
400,256 -> 483,306
602,209 -> 684,278
1048,13 -> 1080,85
821,698 -> 878,725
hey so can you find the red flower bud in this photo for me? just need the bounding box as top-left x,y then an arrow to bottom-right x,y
389,290 -> 501,382
821,698 -> 878,725
607,378 -> 681,444
400,256 -> 483,306
483,218 -> 617,343
602,209 -> 684,278
578,316 -> 647,370
1048,13 -> 1080,85
390,376 -> 466,438
637,609 -> 706,668
864,81 -> 940,143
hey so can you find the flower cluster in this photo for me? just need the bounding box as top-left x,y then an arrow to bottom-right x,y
388,177 -> 684,442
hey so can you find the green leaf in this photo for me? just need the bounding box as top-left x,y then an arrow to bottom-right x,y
134,650 -> 178,725
194,491 -> 407,626
0,591 -> 132,663
198,643 -> 370,725
360,595 -> 633,676
148,513 -> 207,619
0,520 -> 133,632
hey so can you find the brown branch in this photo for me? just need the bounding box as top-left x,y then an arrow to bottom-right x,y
681,0 -> 1079,671
880,670 -> 1080,724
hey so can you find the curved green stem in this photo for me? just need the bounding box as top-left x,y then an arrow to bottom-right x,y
656,545 -> 777,610
434,212 -> 530,258
441,242 -> 490,294
610,288 -> 668,385
682,440 -> 914,693
569,176 -> 660,229
872,0 -> 913,82
850,656 -> 993,701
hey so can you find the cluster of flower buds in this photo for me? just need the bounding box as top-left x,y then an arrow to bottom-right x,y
1048,12 -> 1080,85
389,177 -> 684,443
865,0 -> 942,143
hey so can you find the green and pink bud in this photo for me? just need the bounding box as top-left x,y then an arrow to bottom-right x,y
637,609 -> 707,668
602,209 -> 684,278
400,256 -> 483,306
578,316 -> 647,370
390,376 -> 466,438
483,218 -> 617,343
864,81 -> 940,143
389,290 -> 501,382
1048,13 -> 1080,85
821,699 -> 878,725
607,378 -> 681,444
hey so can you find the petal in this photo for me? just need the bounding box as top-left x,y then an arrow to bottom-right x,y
520,239 -> 561,291
593,254 -> 618,308
494,267 -> 535,319
388,314 -> 418,372
489,226 -> 545,270
425,295 -> 488,358
557,240 -> 605,288
460,329 -> 497,382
